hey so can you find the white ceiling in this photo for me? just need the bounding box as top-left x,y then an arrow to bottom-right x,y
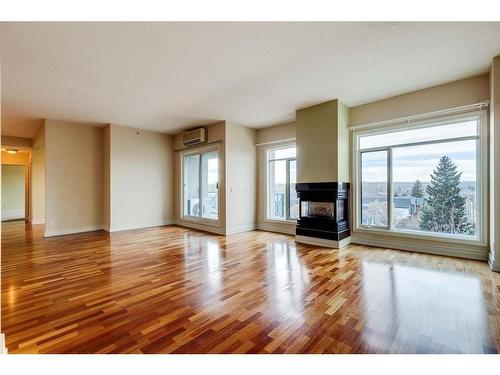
1,22 -> 500,137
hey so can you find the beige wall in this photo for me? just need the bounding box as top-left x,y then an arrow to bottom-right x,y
296,99 -> 349,183
226,123 -> 256,233
31,125 -> 45,224
350,74 -> 490,127
103,125 -> 110,230
256,122 -> 297,234
174,121 -> 227,234
45,120 -> 104,236
108,124 -> 174,231
255,122 -> 296,145
1,164 -> 26,220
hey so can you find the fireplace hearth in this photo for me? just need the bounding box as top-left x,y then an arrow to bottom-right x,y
295,182 -> 350,244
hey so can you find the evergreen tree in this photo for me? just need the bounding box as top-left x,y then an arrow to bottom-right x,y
411,180 -> 424,198
419,156 -> 474,235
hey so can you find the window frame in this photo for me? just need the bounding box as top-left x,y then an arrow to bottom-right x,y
352,110 -> 488,246
266,143 -> 297,223
180,144 -> 220,226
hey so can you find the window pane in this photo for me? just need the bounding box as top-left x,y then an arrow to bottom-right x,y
269,146 -> 296,160
289,160 -> 298,219
269,160 -> 286,220
361,150 -> 388,226
359,120 -> 478,150
183,154 -> 200,217
201,151 -> 218,219
392,139 -> 477,237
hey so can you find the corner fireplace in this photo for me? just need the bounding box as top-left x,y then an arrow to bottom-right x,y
295,182 -> 350,242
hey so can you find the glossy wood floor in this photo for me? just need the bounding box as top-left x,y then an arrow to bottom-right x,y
2,221 -> 500,354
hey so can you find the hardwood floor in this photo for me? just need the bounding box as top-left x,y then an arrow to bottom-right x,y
1,221 -> 499,354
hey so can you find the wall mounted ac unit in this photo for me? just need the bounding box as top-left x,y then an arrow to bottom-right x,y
182,128 -> 207,147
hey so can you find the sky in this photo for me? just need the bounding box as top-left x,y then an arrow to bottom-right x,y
360,120 -> 478,182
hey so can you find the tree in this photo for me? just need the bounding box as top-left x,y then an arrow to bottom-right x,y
411,180 -> 424,198
419,156 -> 474,235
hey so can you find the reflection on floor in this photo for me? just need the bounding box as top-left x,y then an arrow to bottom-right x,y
1,221 -> 499,353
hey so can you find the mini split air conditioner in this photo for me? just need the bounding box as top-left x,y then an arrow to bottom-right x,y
181,128 -> 207,147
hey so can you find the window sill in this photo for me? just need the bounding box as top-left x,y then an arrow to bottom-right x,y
179,216 -> 220,228
353,225 -> 485,247
263,219 -> 297,225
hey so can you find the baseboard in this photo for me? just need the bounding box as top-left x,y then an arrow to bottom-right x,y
31,219 -> 45,225
174,220 -> 226,235
351,234 -> 488,261
1,209 -> 25,221
108,220 -> 174,233
225,224 -> 256,235
44,225 -> 105,237
295,235 -> 351,249
257,222 -> 296,235
0,333 -> 7,354
488,251 -> 500,272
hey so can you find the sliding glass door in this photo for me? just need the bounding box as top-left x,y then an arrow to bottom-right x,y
183,149 -> 219,221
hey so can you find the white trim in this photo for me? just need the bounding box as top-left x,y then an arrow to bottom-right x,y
225,224 -> 256,235
31,219 -> 45,225
351,110 -> 488,256
107,220 -> 174,233
44,225 -> 105,237
295,235 -> 351,249
352,234 -> 487,261
350,102 -> 489,130
489,251 -> 500,272
0,333 -> 7,354
255,137 -> 296,147
174,220 -> 225,235
257,221 -> 296,235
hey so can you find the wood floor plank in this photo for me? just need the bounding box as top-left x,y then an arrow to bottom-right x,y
2,220 -> 500,353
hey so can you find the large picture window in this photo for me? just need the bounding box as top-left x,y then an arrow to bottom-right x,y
355,112 -> 486,242
183,149 -> 219,220
267,145 -> 298,221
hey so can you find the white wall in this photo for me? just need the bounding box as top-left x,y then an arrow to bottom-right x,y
45,120 -> 104,236
108,124 -> 174,231
225,123 -> 257,234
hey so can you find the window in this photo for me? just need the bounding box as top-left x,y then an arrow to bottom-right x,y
267,145 -> 298,221
183,149 -> 219,220
355,113 -> 485,242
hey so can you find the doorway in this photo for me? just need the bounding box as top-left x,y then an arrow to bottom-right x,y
1,164 -> 27,222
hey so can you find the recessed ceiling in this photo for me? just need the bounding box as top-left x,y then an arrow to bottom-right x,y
1,22 -> 499,137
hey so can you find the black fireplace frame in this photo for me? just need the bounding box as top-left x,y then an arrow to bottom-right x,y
295,182 -> 350,241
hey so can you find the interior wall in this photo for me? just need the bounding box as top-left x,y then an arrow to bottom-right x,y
296,100 -> 340,183
225,123 -> 257,234
103,125 -> 110,230
349,74 -> 490,127
45,120 -> 104,236
256,122 -> 296,234
349,73 -> 491,261
174,121 -> 226,234
31,125 -> 45,224
108,124 -> 174,231
1,164 -> 26,221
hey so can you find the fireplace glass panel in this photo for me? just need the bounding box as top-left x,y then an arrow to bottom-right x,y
300,201 -> 335,218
